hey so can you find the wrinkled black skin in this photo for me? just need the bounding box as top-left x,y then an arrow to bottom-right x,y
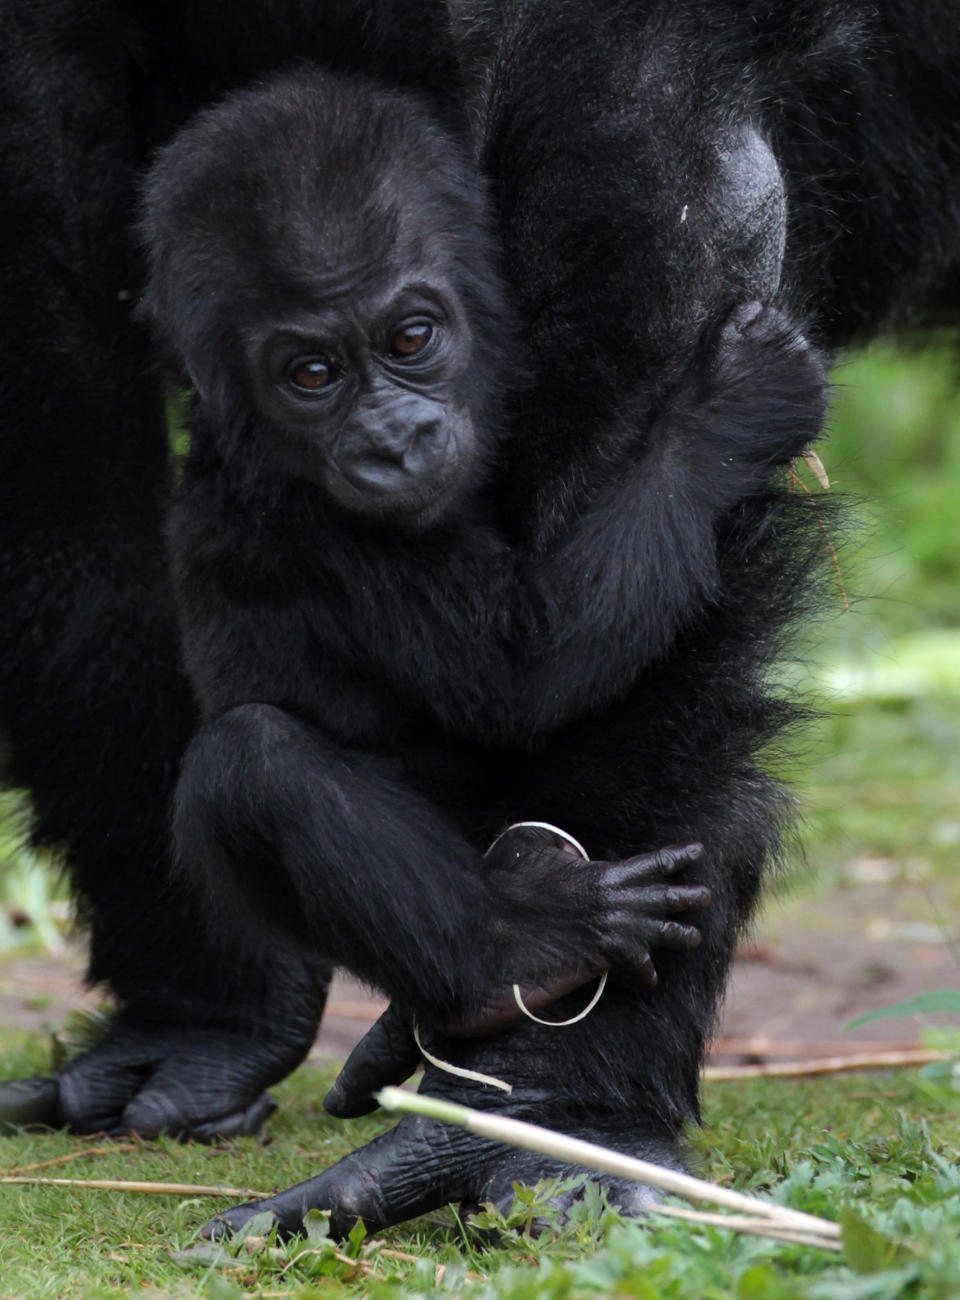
0,0 -> 957,1231
146,67 -> 831,1243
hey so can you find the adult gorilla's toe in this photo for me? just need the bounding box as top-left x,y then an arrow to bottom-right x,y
58,1052 -> 151,1135
120,1073 -> 277,1140
203,1106 -> 684,1243
323,1005 -> 420,1119
52,1019 -> 298,1139
459,1127 -> 671,1236
0,1076 -> 61,1131
187,1093 -> 278,1142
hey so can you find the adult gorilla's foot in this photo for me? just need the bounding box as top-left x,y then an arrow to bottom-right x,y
0,1009 -> 317,1139
202,1109 -> 683,1241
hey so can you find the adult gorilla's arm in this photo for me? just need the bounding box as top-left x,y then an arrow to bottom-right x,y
489,9 -> 816,733
435,2 -> 815,734
524,301 -> 826,729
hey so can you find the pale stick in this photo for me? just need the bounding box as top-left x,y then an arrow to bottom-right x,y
376,1087 -> 840,1240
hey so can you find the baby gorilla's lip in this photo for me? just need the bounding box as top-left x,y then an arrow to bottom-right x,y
341,454 -> 415,494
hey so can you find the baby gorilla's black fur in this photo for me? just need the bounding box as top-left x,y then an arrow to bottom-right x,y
140,69 -> 828,1236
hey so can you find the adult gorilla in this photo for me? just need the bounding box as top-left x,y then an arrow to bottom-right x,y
0,0 -> 958,1218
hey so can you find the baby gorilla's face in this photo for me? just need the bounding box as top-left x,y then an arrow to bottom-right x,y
142,68 -> 508,531
246,270 -> 480,527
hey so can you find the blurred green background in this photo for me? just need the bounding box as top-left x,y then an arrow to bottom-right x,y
1,338 -> 959,965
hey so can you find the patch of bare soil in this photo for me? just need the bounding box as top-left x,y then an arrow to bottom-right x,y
2,884 -> 956,1070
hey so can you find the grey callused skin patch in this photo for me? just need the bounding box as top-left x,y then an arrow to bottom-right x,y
713,124 -> 787,301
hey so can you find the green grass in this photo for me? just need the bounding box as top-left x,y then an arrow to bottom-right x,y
2,1035 -> 959,1299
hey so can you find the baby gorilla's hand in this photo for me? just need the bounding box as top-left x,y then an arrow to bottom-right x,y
696,300 -> 829,481
463,824 -> 709,1035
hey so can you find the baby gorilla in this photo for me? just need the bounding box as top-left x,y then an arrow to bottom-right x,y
145,70 -> 712,1029
143,70 -> 826,1237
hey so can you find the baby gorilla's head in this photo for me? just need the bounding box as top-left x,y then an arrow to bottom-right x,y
143,70 -> 510,527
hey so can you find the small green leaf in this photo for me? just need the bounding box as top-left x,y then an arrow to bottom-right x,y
846,990 -> 960,1029
170,1243 -> 231,1269
840,1207 -> 908,1273
918,1059 -> 959,1087
346,1214 -> 367,1256
205,1278 -> 243,1300
303,1208 -> 331,1244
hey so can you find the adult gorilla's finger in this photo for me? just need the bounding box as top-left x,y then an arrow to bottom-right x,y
323,1005 -> 421,1118
203,1114 -> 486,1240
0,1076 -> 61,1131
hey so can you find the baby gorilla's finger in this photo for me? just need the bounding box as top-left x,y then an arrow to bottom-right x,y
203,1115 -> 489,1240
619,842 -> 704,881
632,883 -> 712,914
324,1005 -> 421,1118
642,918 -> 704,949
624,946 -> 659,987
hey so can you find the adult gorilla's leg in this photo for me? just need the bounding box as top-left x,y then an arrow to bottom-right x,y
0,3 -> 323,1137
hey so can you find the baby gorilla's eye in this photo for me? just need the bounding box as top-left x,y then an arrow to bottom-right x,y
288,357 -> 339,391
390,321 -> 433,358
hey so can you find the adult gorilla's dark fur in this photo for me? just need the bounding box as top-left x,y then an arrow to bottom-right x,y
0,0 -> 958,1236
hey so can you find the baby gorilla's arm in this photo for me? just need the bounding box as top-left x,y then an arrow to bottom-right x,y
526,302 -> 828,729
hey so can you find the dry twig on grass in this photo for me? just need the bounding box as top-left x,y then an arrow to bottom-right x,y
0,1175 -> 271,1198
704,1048 -> 949,1081
0,1143 -> 137,1177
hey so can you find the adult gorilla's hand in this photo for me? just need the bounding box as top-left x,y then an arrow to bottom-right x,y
202,1007 -> 682,1241
0,1005 -> 318,1139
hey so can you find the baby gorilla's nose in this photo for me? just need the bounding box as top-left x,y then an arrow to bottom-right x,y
346,416 -> 448,494
371,415 -> 444,465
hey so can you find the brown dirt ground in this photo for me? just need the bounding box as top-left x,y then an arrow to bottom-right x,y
2,882 -> 956,1070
